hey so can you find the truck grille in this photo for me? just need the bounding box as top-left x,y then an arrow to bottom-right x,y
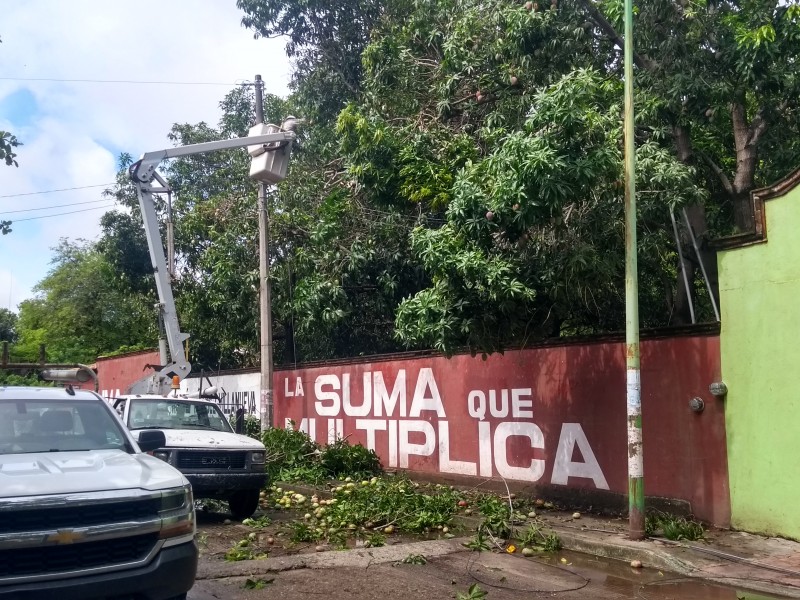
0,498 -> 161,534
177,450 -> 246,469
0,533 -> 158,578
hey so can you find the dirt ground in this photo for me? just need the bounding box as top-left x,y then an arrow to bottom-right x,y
191,488 -> 790,600
194,492 -> 447,562
190,549 -> 786,600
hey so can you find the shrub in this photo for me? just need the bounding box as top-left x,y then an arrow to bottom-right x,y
261,426 -> 324,483
260,425 -> 382,484
228,414 -> 262,440
645,512 -> 704,541
321,438 -> 382,480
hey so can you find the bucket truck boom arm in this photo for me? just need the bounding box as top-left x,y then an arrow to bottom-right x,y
126,128 -> 295,394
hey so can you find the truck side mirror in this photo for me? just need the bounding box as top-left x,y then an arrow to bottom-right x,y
138,430 -> 167,452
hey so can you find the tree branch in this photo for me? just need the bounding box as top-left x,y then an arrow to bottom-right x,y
318,46 -> 360,96
747,99 -> 788,147
672,124 -> 693,163
576,0 -> 656,71
698,151 -> 734,197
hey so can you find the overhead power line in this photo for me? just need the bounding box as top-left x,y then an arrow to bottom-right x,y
0,198 -> 112,215
0,76 -> 249,87
5,204 -> 116,223
0,183 -> 116,199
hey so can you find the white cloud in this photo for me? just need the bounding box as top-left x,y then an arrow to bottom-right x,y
0,0 -> 291,311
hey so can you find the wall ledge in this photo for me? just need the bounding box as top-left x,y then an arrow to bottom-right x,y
712,166 -> 800,251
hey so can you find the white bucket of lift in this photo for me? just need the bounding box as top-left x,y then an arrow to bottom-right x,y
248,123 -> 292,184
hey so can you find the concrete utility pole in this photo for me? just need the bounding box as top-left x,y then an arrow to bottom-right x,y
254,74 -> 274,431
623,0 -> 645,540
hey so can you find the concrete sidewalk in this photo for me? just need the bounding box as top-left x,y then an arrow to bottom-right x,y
536,511 -> 800,598
196,513 -> 800,598
222,481 -> 800,598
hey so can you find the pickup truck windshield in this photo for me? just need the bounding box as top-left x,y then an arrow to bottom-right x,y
127,399 -> 233,433
0,399 -> 129,455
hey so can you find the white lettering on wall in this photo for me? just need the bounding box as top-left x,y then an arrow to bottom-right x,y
355,419 -> 387,451
298,418 -> 317,442
285,377 -> 305,397
478,421 -> 492,477
409,368 -> 446,417
315,375 -> 341,416
326,418 -> 344,444
511,388 -> 533,418
493,422 -> 545,482
399,420 -> 436,468
438,421 -> 477,475
469,388 -> 532,420
468,391 -> 486,420
283,369 -> 609,491
343,373 -> 371,416
373,370 -> 406,417
551,423 -> 609,490
388,419 -> 398,468
489,390 -> 509,418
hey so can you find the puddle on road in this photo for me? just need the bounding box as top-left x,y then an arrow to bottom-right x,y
636,579 -> 780,600
551,550 -> 786,600
468,550 -> 786,599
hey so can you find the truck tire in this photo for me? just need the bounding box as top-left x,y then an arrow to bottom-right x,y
228,489 -> 260,520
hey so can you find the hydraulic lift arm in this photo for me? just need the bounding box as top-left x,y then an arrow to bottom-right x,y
127,129 -> 295,394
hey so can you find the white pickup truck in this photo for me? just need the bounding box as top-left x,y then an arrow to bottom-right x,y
113,395 -> 267,519
0,385 -> 197,600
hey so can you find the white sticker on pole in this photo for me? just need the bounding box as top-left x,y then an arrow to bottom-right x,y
626,368 -> 640,412
628,424 -> 644,477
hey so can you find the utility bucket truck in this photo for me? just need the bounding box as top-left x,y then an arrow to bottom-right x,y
115,121 -> 296,519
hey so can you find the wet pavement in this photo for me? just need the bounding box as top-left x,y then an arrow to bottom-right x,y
189,548 -> 789,599
189,486 -> 800,599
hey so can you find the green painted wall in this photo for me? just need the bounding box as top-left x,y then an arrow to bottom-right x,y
719,179 -> 800,540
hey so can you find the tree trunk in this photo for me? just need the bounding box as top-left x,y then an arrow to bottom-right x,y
670,125 -> 720,324
285,319 -> 296,365
731,102 -> 760,232
671,126 -> 695,325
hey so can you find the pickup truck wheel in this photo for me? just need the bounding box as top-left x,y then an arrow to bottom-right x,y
165,595 -> 187,600
228,489 -> 260,520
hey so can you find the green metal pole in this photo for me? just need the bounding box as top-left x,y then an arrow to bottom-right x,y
624,0 -> 644,540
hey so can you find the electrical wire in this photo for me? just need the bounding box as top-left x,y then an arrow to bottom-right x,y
357,204 -> 446,224
0,183 -> 116,199
0,198 -> 111,215
289,210 -> 298,370
636,575 -> 798,599
6,204 -> 115,223
465,482 -> 589,596
466,551 -> 590,594
653,537 -> 800,579
0,76 -> 244,86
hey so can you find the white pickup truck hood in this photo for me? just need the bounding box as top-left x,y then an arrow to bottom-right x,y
132,429 -> 265,451
0,450 -> 187,498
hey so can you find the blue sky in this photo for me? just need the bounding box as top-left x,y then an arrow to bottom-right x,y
0,89 -> 38,128
0,0 -> 290,311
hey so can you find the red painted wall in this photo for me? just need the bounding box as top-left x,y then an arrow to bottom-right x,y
95,333 -> 729,525
274,334 -> 729,526
95,350 -> 161,399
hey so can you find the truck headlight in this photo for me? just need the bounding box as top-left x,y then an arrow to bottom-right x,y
159,485 -> 195,544
250,451 -> 265,464
153,450 -> 171,462
160,484 -> 192,512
